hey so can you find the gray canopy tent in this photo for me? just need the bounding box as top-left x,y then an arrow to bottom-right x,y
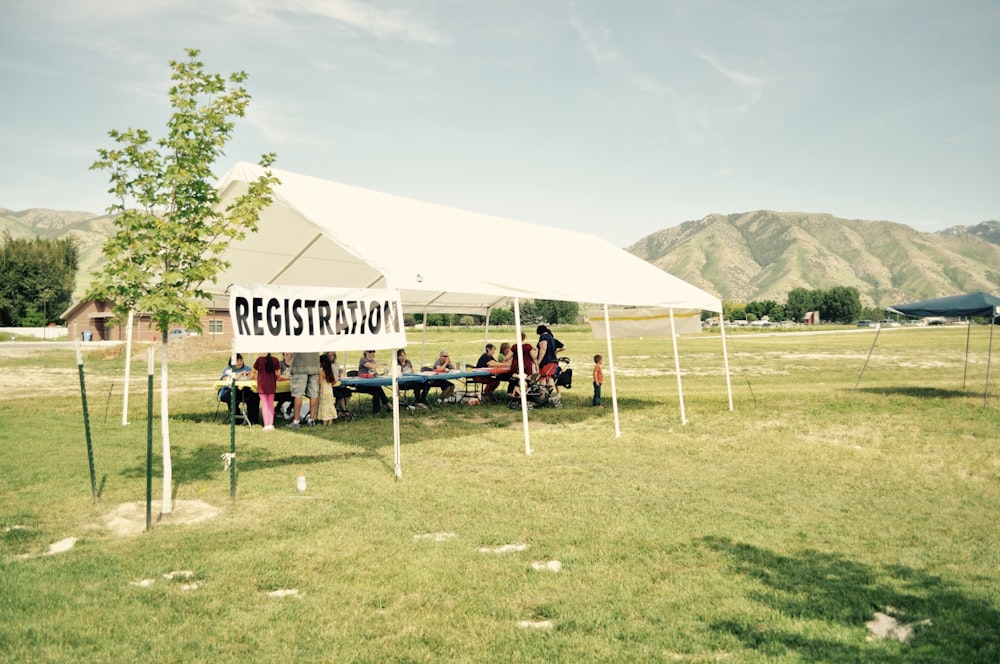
855,291 -> 999,406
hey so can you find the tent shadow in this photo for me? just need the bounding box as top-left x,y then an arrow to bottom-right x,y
121,444 -> 370,483
700,536 -> 1000,660
237,450 -> 378,473
853,386 -> 983,399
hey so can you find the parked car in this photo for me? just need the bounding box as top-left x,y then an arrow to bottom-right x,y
856,320 -> 876,328
167,328 -> 196,341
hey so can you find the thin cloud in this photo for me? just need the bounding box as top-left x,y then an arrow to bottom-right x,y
277,0 -> 443,44
568,9 -> 619,64
694,50 -> 765,111
567,3 -> 674,97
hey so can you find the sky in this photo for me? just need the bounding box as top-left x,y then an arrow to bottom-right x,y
1,0 -> 998,247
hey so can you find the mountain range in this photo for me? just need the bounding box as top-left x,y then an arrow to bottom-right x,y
627,212 -> 1000,307
3,206 -> 999,307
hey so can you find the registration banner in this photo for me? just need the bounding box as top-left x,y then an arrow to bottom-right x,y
228,284 -> 406,353
588,307 -> 702,339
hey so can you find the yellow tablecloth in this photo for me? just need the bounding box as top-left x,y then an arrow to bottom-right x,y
213,379 -> 291,394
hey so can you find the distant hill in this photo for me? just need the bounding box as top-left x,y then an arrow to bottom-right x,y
938,219 -> 1000,246
627,211 -> 1000,307
3,206 -> 999,308
0,207 -> 113,300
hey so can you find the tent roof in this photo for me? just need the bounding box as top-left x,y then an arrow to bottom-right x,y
209,162 -> 722,314
887,291 -> 1000,318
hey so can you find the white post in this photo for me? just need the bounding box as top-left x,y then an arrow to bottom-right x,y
122,309 -> 134,426
159,335 -> 172,515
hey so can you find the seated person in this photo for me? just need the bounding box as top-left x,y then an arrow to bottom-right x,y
397,349 -> 430,408
279,352 -> 294,380
474,343 -> 506,395
356,350 -> 390,415
428,350 -> 457,402
218,353 -> 259,423
327,351 -> 352,418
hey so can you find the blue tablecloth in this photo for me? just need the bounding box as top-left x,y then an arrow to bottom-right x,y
340,369 -> 491,388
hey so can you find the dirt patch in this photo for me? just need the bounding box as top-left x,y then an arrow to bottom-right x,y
99,499 -> 220,537
122,335 -> 232,364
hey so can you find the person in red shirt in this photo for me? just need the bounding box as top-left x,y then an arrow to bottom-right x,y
506,333 -> 536,397
252,352 -> 282,429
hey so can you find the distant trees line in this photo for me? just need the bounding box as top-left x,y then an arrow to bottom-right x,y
0,233 -> 78,327
408,299 -> 579,327
724,286 -> 865,324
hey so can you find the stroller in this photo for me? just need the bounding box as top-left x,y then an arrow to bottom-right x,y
554,357 -> 572,389
508,373 -> 562,410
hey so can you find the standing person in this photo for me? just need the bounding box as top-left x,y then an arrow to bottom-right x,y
507,333 -> 536,397
317,353 -> 339,425
288,352 -> 321,428
592,354 -> 604,408
535,325 -> 565,394
274,352 -> 295,421
251,352 -> 281,430
357,350 -> 390,415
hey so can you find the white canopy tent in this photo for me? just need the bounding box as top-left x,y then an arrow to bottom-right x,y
209,162 -> 731,464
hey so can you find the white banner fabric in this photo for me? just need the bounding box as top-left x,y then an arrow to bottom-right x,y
588,307 -> 702,339
228,284 -> 406,353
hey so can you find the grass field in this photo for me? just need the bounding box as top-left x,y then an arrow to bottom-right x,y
2,325 -> 998,662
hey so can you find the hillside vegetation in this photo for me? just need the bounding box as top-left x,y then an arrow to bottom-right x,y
628,211 -> 1000,306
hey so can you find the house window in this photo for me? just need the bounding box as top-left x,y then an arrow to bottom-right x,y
208,319 -> 224,334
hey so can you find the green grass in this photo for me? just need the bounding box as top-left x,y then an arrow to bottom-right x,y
2,326 -> 999,662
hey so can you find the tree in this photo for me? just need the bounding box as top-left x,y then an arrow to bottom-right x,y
533,299 -> 580,324
88,48 -> 278,515
819,286 -> 862,324
785,287 -> 820,323
0,233 -> 78,327
723,301 -> 746,322
488,307 -> 514,325
745,300 -> 768,320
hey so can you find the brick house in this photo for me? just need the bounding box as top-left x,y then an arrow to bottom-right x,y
61,299 -> 234,343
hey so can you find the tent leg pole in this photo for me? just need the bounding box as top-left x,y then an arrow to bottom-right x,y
964,319 -> 972,390
513,298 -> 531,455
719,312 -> 734,411
669,308 -> 686,425
985,317 -> 995,408
603,304 -> 620,438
